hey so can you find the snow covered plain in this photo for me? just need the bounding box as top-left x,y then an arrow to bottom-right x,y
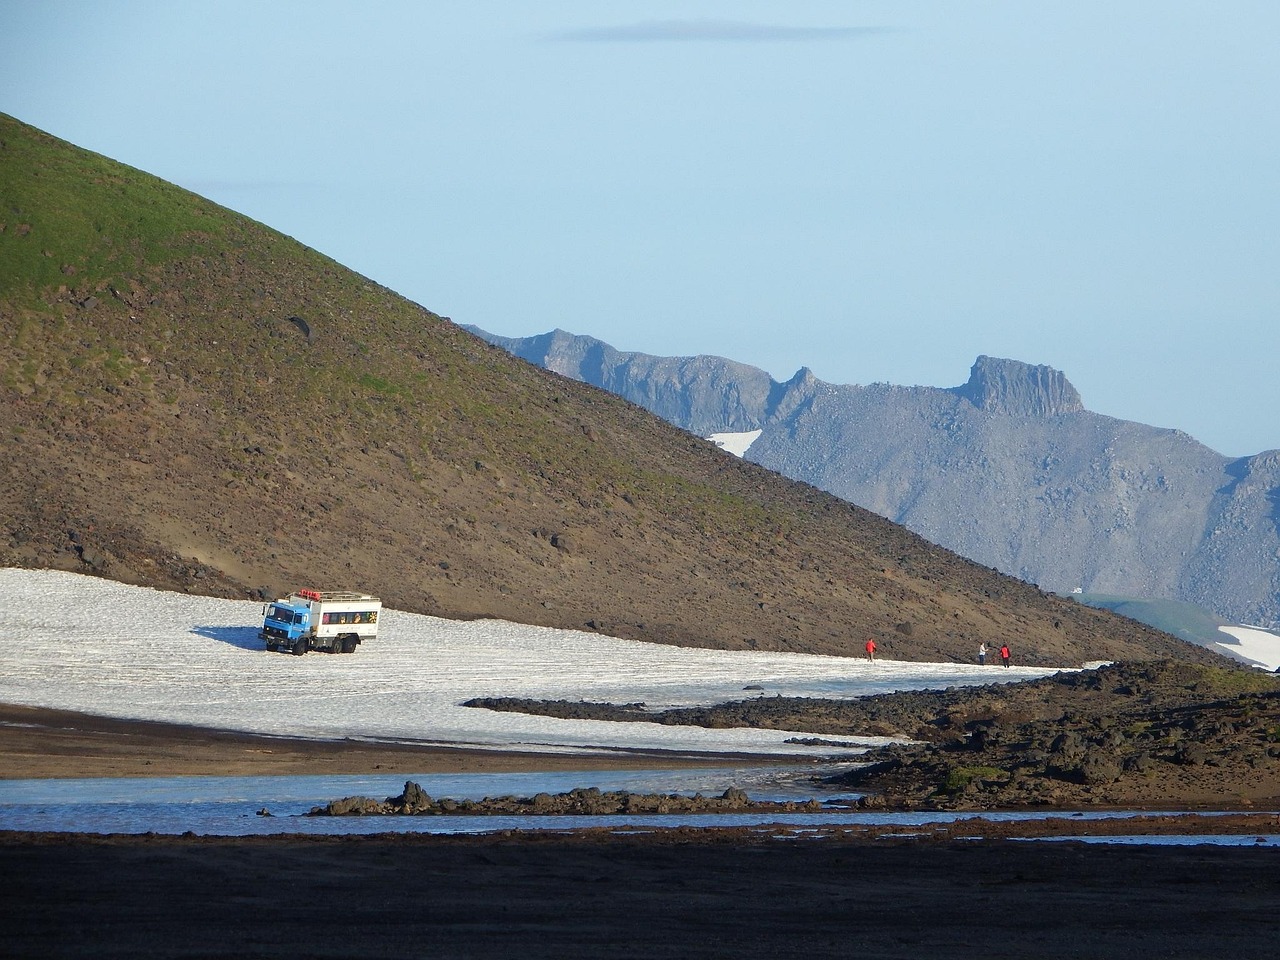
0,569 -> 1065,758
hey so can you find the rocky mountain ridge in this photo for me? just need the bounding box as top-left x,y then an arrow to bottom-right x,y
469,327 -> 1280,629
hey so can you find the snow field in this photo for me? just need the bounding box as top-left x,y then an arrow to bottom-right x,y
1214,625 -> 1280,672
0,569 -> 1064,757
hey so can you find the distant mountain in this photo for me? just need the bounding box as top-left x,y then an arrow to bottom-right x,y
470,328 -> 1280,629
1,112 -> 1217,667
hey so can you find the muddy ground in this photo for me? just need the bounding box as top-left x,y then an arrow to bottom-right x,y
0,702 -> 776,779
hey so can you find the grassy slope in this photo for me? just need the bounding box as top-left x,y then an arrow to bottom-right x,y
0,114 -> 1219,665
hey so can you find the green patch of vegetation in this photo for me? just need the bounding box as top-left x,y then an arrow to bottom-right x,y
941,765 -> 1007,793
0,114 -> 240,305
102,348 -> 131,381
1189,664 -> 1280,696
356,372 -> 406,396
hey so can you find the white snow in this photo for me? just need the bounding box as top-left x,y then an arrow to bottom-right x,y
1214,625 -> 1280,672
0,569 -> 1064,758
707,429 -> 762,458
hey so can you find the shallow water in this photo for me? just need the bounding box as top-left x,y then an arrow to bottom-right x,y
2,767 -> 1266,843
0,765 -> 854,835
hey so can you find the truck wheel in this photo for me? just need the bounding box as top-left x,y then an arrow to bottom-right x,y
266,642 -> 278,653
292,638 -> 307,656
340,636 -> 356,654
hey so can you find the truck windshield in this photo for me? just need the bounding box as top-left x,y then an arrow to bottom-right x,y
269,606 -> 298,624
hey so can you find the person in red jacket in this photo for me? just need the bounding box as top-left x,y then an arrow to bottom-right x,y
865,637 -> 877,662
1000,644 -> 1011,668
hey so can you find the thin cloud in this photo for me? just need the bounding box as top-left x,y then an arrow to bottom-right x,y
549,19 -> 889,43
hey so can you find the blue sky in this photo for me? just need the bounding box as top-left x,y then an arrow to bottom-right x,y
3,1 -> 1277,457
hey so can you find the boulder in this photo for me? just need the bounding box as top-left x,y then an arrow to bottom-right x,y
720,787 -> 749,805
393,780 -> 432,813
311,795 -> 385,816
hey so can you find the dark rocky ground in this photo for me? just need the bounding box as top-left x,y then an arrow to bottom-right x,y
468,660 -> 1280,809
4,828 -> 1279,960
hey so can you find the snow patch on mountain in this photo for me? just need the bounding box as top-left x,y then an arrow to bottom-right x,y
1215,625 -> 1280,671
708,430 -> 762,458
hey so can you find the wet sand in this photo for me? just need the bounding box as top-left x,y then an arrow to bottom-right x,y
0,702 -> 781,779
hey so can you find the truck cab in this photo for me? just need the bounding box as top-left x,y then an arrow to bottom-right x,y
261,600 -> 313,653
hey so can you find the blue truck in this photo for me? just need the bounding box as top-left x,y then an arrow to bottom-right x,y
260,589 -> 381,655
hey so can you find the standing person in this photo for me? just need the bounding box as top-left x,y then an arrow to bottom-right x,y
1000,643 -> 1011,668
978,643 -> 987,666
865,637 -> 877,662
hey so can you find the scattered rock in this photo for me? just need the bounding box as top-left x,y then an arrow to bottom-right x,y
286,315 -> 311,340
308,781 -> 823,817
76,543 -> 112,570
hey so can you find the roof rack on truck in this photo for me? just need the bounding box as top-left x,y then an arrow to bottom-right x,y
292,589 -> 372,603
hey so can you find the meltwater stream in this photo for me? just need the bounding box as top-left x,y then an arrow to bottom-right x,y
3,767 -> 1277,845
0,765 -> 860,836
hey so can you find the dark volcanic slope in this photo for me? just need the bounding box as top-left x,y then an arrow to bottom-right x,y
833,660 -> 1280,809
0,114 -> 1219,665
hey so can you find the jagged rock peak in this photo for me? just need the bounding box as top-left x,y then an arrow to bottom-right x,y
953,356 -> 1084,418
786,366 -> 817,388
